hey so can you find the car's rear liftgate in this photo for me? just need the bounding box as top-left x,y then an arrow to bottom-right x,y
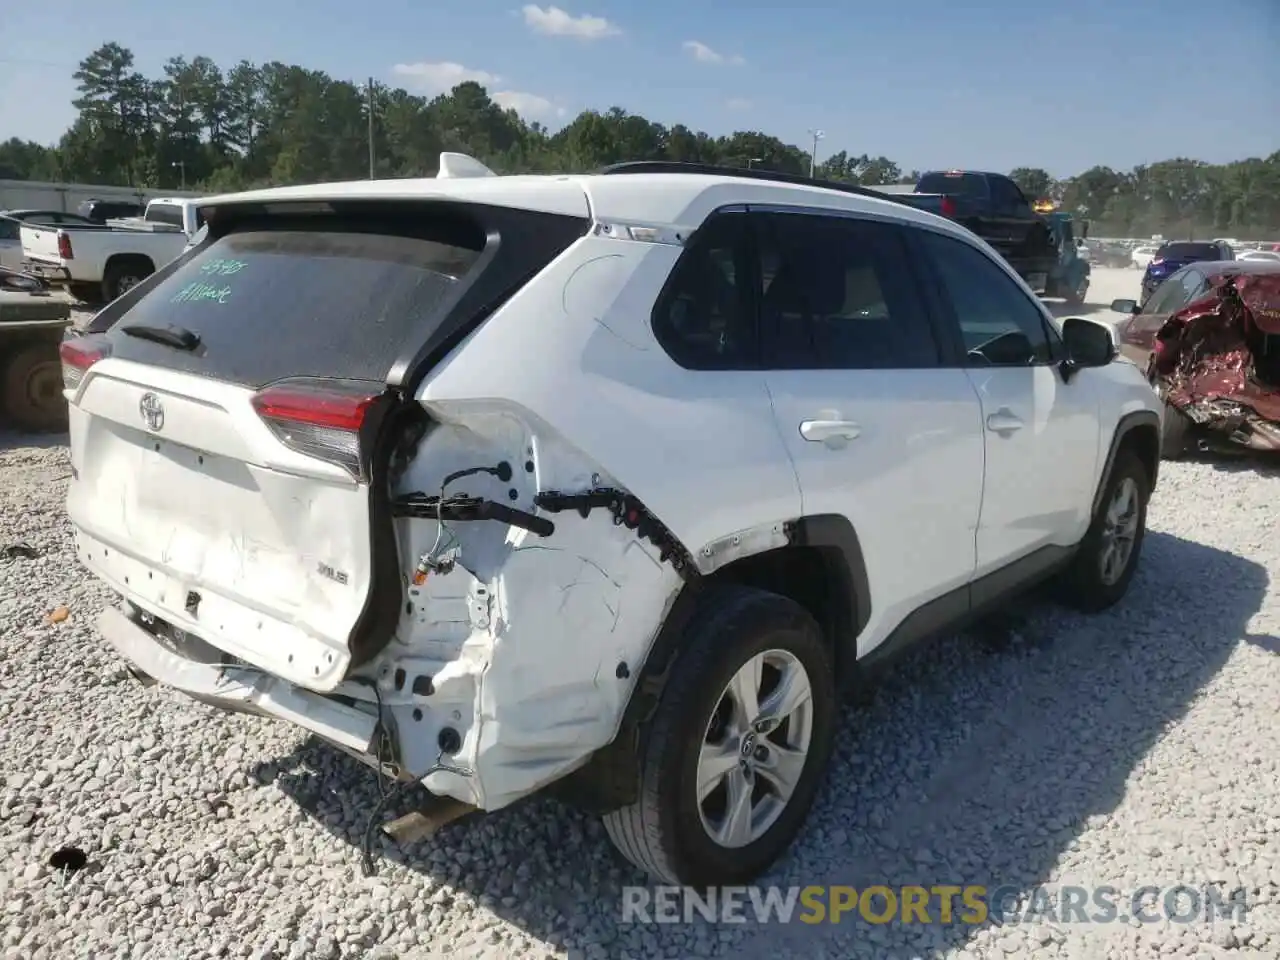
67,197 -> 590,693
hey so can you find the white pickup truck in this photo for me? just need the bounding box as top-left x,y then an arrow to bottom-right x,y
20,198 -> 204,303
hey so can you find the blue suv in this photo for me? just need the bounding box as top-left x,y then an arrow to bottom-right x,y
1140,240 -> 1233,305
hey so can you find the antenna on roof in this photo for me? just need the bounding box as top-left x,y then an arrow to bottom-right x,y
436,153 -> 497,179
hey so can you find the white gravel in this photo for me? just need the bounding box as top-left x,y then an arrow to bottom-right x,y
3,269 -> 1279,959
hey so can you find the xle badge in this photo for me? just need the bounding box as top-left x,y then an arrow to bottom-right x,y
317,562 -> 349,585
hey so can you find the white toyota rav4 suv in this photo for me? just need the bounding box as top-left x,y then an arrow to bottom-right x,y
62,155 -> 1162,886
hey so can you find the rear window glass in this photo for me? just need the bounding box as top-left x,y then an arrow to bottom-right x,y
916,172 -> 989,197
104,222 -> 484,388
1157,242 -> 1220,260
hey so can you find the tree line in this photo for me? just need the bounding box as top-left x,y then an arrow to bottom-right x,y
2,42 -> 1278,239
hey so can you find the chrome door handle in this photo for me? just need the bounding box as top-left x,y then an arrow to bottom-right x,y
800,419 -> 861,442
986,408 -> 1024,435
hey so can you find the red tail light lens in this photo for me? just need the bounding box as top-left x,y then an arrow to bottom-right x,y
939,196 -> 957,217
251,380 -> 384,480
57,232 -> 73,260
59,337 -> 110,391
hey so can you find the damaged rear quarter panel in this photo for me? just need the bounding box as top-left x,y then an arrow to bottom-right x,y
373,231 -> 802,810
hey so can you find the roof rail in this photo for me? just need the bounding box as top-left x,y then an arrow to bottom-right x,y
598,161 -> 914,209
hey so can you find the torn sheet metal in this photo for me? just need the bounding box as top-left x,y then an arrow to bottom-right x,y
1151,271 -> 1280,450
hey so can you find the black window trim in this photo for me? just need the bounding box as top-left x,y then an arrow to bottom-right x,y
903,220 -> 1067,368
745,203 -> 947,371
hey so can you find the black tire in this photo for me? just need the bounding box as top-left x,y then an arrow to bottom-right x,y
1066,276 -> 1088,305
1058,450 -> 1149,613
69,282 -> 102,304
102,260 -> 152,302
1159,400 -> 1191,460
602,584 -> 837,886
1,342 -> 68,433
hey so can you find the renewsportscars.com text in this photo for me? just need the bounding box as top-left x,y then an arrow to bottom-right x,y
620,884 -> 1250,926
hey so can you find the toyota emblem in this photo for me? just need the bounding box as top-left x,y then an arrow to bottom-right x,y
139,392 -> 165,432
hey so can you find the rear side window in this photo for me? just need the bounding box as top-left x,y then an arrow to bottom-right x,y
0,218 -> 16,241
756,212 -> 940,370
651,211 -> 756,370
104,214 -> 486,387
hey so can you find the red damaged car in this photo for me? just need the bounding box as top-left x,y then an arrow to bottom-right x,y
1109,260 -> 1280,458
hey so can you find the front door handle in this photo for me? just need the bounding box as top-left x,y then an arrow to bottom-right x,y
800,419 -> 861,443
986,408 -> 1024,435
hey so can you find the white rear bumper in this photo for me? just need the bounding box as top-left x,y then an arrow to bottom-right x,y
97,603 -> 378,755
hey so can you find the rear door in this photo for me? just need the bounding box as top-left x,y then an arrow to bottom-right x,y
753,208 -> 984,656
64,198 -> 588,691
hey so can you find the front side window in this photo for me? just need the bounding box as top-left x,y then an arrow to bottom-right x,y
1144,271 -> 1192,315
754,212 -> 940,370
917,228 -> 1057,366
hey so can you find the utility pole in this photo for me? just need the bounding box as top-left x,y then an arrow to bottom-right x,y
808,129 -> 825,178
367,77 -> 376,179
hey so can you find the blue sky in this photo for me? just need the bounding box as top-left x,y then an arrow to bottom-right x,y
2,0 -> 1278,178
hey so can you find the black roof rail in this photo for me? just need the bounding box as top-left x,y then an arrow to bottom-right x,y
598,161 -> 914,209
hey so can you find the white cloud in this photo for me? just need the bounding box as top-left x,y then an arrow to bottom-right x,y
391,61 -> 561,120
521,5 -> 621,40
391,61 -> 502,96
726,97 -> 752,111
682,41 -> 745,66
493,90 -> 557,118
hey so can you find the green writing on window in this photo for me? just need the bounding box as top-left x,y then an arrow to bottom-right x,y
171,281 -> 232,304
200,258 -> 248,276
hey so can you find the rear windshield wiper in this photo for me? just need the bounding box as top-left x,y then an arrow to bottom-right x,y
120,323 -> 201,351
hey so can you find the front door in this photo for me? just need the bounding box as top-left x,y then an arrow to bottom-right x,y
912,227 -> 1100,577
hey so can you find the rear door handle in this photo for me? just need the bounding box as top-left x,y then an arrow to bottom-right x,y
986,408 -> 1024,435
800,419 -> 861,443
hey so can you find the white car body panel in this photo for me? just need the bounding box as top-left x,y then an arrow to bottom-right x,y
763,367 -> 985,658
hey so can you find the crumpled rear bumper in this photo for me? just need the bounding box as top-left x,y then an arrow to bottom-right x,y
97,603 -> 378,755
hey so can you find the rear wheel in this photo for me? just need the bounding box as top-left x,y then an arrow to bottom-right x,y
1,342 -> 68,433
69,282 -> 102,304
102,260 -> 152,301
1066,275 -> 1088,305
602,584 -> 837,885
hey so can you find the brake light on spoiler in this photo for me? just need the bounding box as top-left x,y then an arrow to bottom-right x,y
251,380 -> 386,481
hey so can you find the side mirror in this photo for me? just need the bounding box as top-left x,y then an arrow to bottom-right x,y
1061,316 -> 1118,374
1110,298 -> 1139,315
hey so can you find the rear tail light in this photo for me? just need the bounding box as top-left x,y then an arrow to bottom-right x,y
58,232 -> 73,260
251,379 -> 384,480
939,196 -> 957,218
59,337 -> 110,391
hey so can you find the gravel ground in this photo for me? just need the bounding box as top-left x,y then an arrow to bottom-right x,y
3,268 -> 1279,959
